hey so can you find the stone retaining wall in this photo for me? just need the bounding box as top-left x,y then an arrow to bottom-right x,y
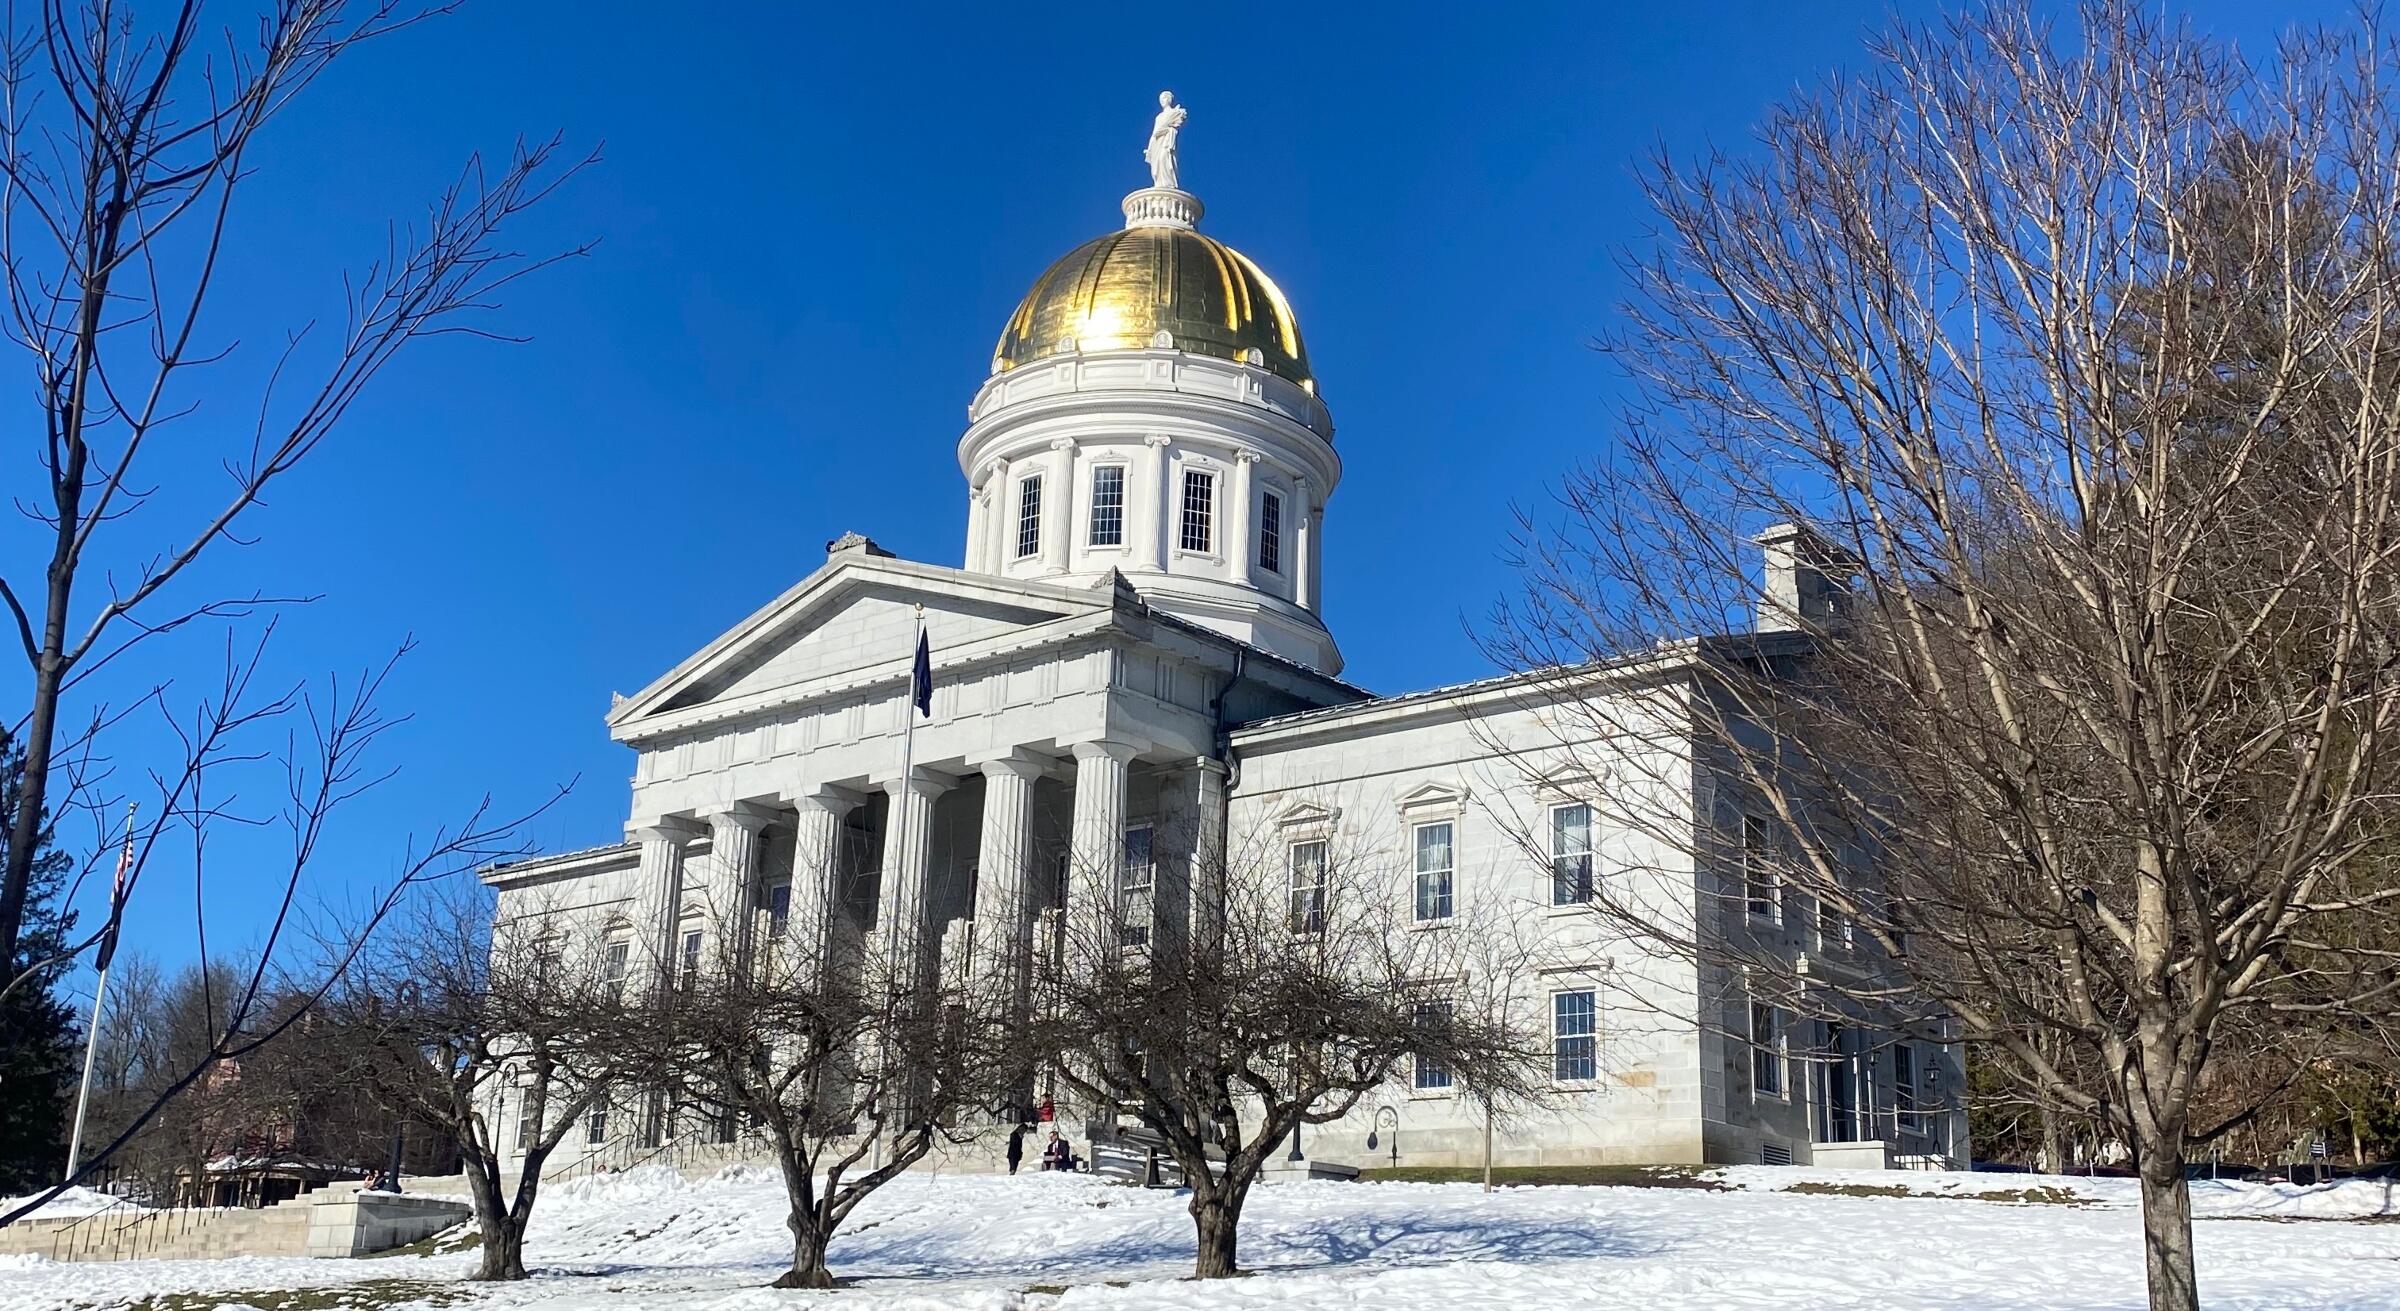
0,1185 -> 469,1264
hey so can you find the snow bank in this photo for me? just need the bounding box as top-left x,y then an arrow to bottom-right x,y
0,1186 -> 142,1219
1708,1163 -> 2400,1220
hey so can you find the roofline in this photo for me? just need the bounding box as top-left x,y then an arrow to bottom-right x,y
482,840 -> 640,889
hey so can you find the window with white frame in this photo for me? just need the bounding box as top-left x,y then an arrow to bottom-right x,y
1288,839 -> 1327,934
1179,469 -> 1215,553
515,1100 -> 536,1151
1016,474 -> 1043,559
585,1096 -> 609,1144
1413,998 -> 1455,1091
1089,466 -> 1126,547
1413,821 -> 1455,922
1750,1001 -> 1785,1098
1742,814 -> 1778,922
680,927 -> 703,990
766,882 -> 792,940
1552,989 -> 1598,1081
1120,825 -> 1155,948
603,939 -> 630,1002
1815,888 -> 1848,950
1258,490 -> 1284,573
1551,803 -> 1594,905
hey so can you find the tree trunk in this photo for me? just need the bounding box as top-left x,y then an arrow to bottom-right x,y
772,1220 -> 835,1290
462,1158 -> 527,1282
1190,1181 -> 1248,1279
2133,1141 -> 2199,1311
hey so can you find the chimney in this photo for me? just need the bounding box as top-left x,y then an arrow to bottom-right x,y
1753,522 -> 1855,634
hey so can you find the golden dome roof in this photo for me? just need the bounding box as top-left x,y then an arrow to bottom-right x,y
992,225 -> 1312,387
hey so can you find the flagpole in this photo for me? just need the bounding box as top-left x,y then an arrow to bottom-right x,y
66,801 -> 136,1185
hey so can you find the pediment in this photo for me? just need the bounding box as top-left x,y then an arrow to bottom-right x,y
608,557 -> 1112,736
1272,799 -> 1341,831
1395,781 -> 1468,814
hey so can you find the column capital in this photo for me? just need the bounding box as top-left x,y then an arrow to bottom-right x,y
700,801 -> 778,835
1068,738 -> 1144,767
973,748 -> 1054,782
784,782 -> 868,817
1144,433 -> 1173,448
1233,447 -> 1261,466
628,815 -> 706,846
881,768 -> 958,801
1049,435 -> 1077,452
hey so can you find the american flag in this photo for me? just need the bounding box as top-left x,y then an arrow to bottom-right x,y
94,803 -> 134,973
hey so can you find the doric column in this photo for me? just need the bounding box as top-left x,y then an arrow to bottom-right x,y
631,819 -> 700,991
973,753 -> 1044,1018
877,770 -> 954,993
1137,435 -> 1171,570
704,805 -> 772,977
1227,450 -> 1258,581
786,785 -> 862,985
1183,758 -> 1229,959
1046,437 -> 1076,573
1067,741 -> 1139,949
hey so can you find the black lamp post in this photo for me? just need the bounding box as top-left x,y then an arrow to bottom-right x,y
1366,1105 -> 1400,1170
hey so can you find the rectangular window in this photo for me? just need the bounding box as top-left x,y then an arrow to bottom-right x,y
1551,803 -> 1594,905
680,929 -> 703,989
1259,491 -> 1284,573
1088,466 -> 1125,547
1016,475 -> 1043,559
1413,999 -> 1455,1091
1179,469 -> 1215,553
1751,1002 -> 1785,1098
585,1100 -> 609,1145
766,883 -> 792,940
1742,814 -> 1778,922
1816,890 -> 1847,950
1288,839 -> 1327,934
515,1106 -> 535,1151
603,940 -> 630,1002
1894,1043 -> 1925,1136
1413,821 -> 1454,922
1552,989 -> 1598,1081
1120,825 -> 1155,949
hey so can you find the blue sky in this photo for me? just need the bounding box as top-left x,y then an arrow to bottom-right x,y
29,0 -> 2351,978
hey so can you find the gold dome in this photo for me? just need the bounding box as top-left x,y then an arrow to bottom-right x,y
993,226 -> 1312,387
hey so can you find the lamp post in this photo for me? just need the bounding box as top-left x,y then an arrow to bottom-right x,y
1366,1105 -> 1400,1171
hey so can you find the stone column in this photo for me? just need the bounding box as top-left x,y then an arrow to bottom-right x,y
1227,450 -> 1257,581
877,771 -> 954,993
1046,437 -> 1076,573
1067,741 -> 1139,949
631,820 -> 699,991
1146,436 -> 1175,566
1132,437 -> 1171,569
786,786 -> 861,983
704,806 -> 772,978
973,753 -> 1044,1018
965,483 -> 990,572
1293,478 -> 1317,611
1183,758 -> 1229,959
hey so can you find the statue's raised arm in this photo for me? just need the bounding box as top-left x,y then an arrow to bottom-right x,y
1145,91 -> 1187,191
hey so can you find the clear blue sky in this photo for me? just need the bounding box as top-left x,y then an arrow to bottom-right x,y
43,0 -> 2351,977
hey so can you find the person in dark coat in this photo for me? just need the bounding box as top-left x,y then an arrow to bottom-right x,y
1043,1130 -> 1071,1171
1006,1125 -> 1026,1175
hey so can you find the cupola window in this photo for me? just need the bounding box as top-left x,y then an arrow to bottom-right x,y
1179,469 -> 1215,554
1016,475 -> 1044,559
1089,466 -> 1125,547
1259,491 -> 1284,574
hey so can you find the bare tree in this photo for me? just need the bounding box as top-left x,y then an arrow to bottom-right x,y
1028,823 -> 1549,1280
0,0 -> 591,978
609,856 -> 1023,1291
1485,7 -> 2400,1310
316,880 -> 630,1282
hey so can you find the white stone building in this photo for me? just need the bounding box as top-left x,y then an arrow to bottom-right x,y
482,136 -> 1969,1176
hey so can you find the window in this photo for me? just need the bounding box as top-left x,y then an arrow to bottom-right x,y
1551,803 -> 1594,905
1179,469 -> 1215,553
1120,825 -> 1155,949
1742,814 -> 1778,922
1413,821 -> 1454,922
1815,891 -> 1847,950
603,939 -> 630,1002
680,928 -> 703,989
515,1104 -> 536,1151
1412,999 -> 1455,1091
585,1099 -> 609,1145
1088,466 -> 1125,547
1750,1002 -> 1785,1098
1259,491 -> 1284,573
1552,989 -> 1597,1081
766,883 -> 792,940
1016,475 -> 1043,559
1894,1043 -> 1925,1136
1288,839 -> 1327,933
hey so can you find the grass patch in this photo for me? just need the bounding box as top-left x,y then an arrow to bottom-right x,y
119,1279 -> 473,1311
356,1223 -> 480,1260
1784,1181 -> 1913,1198
1784,1181 -> 2092,1206
1358,1164 -> 1725,1190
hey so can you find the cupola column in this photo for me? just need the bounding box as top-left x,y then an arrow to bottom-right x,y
1046,439 -> 1076,573
1136,436 -> 1170,570
1293,479 -> 1316,611
1227,450 -> 1258,582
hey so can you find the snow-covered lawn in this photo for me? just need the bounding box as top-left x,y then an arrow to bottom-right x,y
4,1163 -> 2396,1310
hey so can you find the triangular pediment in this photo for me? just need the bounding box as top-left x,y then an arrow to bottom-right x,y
608,556 -> 1114,737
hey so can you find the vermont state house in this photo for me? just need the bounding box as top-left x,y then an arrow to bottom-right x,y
483,103 -> 1970,1176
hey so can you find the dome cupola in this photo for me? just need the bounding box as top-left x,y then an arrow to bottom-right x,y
957,93 -> 1344,675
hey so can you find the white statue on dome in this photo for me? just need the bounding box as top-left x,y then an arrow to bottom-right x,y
1145,91 -> 1187,191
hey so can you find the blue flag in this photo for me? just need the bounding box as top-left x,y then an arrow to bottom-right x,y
911,628 -> 932,718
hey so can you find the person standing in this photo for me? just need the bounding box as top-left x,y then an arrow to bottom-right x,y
1043,1130 -> 1071,1172
1006,1125 -> 1026,1176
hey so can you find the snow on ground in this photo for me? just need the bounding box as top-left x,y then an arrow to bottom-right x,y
4,1162 -> 2397,1311
1709,1163 -> 2400,1220
0,1187 -> 142,1219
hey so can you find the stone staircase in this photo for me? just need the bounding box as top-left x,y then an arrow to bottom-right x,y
0,1182 -> 469,1264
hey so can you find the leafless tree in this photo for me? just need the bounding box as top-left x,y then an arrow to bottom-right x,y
0,0 -> 591,977
1027,821 -> 1550,1280
1484,6 -> 2400,1309
608,853 -> 1025,1291
315,880 -> 631,1282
